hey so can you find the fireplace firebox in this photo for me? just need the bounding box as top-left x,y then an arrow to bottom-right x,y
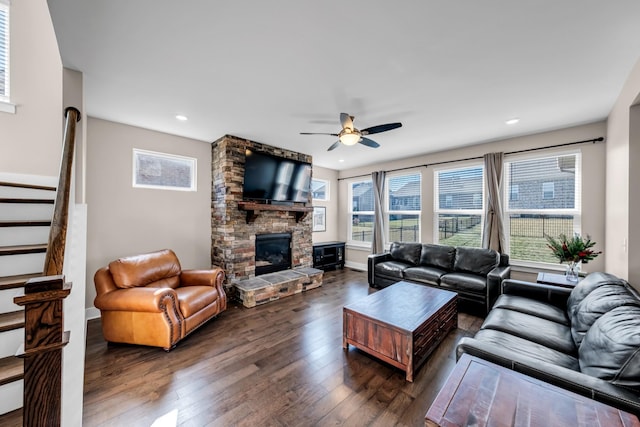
255,233 -> 292,276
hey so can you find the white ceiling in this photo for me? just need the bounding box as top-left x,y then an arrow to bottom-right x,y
48,1 -> 640,170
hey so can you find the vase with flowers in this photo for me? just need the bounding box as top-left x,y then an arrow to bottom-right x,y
545,233 -> 602,282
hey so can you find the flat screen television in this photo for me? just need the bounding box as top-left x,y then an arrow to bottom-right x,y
242,149 -> 312,203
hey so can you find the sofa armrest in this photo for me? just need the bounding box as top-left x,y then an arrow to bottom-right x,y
456,337 -> 640,415
94,287 -> 179,313
501,279 -> 572,307
180,268 -> 225,288
486,265 -> 511,311
368,252 -> 391,285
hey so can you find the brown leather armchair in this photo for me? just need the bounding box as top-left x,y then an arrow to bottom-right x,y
94,249 -> 226,350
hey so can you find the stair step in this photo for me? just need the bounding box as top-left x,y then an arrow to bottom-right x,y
0,198 -> 54,204
0,181 -> 56,192
0,311 -> 24,333
0,220 -> 51,228
0,245 -> 47,256
0,274 -> 42,291
0,357 -> 23,387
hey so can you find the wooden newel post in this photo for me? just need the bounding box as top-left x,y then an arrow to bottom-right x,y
14,275 -> 71,427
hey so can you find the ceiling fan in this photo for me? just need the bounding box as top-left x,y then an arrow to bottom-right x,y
301,113 -> 402,151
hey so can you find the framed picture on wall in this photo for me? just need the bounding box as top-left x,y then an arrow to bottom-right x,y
132,148 -> 197,191
313,206 -> 326,232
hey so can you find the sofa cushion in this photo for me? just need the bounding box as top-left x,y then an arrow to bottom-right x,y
570,284 -> 640,348
473,329 -> 580,371
389,242 -> 422,266
109,249 -> 181,289
481,307 -> 576,355
374,260 -> 410,279
493,294 -> 570,326
452,247 -> 499,276
419,244 -> 455,270
440,272 -> 486,294
566,272 -> 628,318
403,266 -> 446,285
579,305 -> 640,390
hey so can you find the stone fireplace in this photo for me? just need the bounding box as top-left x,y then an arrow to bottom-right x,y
211,135 -> 313,285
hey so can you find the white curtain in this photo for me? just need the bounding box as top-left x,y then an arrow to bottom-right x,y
372,171 -> 386,254
482,152 -> 506,252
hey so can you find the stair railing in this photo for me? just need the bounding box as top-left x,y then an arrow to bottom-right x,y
43,106 -> 81,276
15,106 -> 81,427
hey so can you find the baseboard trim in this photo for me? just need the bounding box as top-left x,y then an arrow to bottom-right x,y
345,261 -> 367,271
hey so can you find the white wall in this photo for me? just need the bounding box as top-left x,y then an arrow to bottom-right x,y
311,165 -> 339,243
339,122 -> 607,278
85,118 -> 213,311
0,0 -> 62,175
606,57 -> 640,283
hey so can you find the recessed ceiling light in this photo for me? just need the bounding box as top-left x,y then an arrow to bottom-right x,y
175,115 -> 188,121
339,159 -> 345,163
505,118 -> 520,125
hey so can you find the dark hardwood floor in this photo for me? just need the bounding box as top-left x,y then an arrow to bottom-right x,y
0,268 -> 483,426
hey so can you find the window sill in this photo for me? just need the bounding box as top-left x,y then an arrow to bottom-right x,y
346,242 -> 371,252
0,100 -> 16,114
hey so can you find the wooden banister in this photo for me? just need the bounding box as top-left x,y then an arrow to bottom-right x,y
14,276 -> 71,427
43,107 -> 81,276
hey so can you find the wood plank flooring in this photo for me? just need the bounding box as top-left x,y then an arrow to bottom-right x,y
0,268 -> 483,427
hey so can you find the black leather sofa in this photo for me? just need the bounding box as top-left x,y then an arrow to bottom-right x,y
368,242 -> 510,314
456,272 -> 640,415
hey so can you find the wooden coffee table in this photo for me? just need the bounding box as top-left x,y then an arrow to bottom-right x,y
426,354 -> 640,427
343,281 -> 457,382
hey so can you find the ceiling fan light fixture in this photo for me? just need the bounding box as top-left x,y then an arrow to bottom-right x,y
339,132 -> 361,146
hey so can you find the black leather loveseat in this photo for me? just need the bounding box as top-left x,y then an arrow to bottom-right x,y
368,242 -> 510,314
457,272 -> 640,415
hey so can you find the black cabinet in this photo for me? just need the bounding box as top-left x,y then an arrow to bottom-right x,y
313,241 -> 345,271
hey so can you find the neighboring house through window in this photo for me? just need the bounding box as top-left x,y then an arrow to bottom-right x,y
434,165 -> 484,247
387,174 -> 421,243
505,152 -> 581,264
348,179 -> 374,245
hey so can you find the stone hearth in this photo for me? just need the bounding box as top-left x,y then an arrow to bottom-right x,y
211,135 -> 316,288
232,267 -> 323,308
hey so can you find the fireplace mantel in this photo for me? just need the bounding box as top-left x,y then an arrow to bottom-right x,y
237,201 -> 313,224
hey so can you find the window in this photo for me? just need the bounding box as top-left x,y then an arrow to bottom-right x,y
387,174 -> 421,243
542,182 -> 555,199
510,184 -> 519,202
133,149 -> 197,191
311,178 -> 329,201
0,0 -> 9,104
348,179 -> 374,245
505,152 -> 581,264
434,165 -> 484,247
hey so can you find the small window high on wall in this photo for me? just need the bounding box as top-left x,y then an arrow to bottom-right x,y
505,152 -> 581,264
434,165 -> 484,248
0,1 -> 10,105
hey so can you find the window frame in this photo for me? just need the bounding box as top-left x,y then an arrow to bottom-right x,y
132,148 -> 197,192
0,0 -> 13,113
347,178 -> 374,248
503,150 -> 582,267
433,163 -> 485,247
385,172 -> 421,244
311,178 -> 330,201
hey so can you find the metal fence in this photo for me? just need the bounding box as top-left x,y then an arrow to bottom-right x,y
509,214 -> 574,238
438,215 -> 482,240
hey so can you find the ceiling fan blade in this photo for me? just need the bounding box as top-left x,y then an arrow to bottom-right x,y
300,132 -> 339,136
359,137 -> 380,148
340,113 -> 354,131
361,122 -> 402,135
327,140 -> 341,151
